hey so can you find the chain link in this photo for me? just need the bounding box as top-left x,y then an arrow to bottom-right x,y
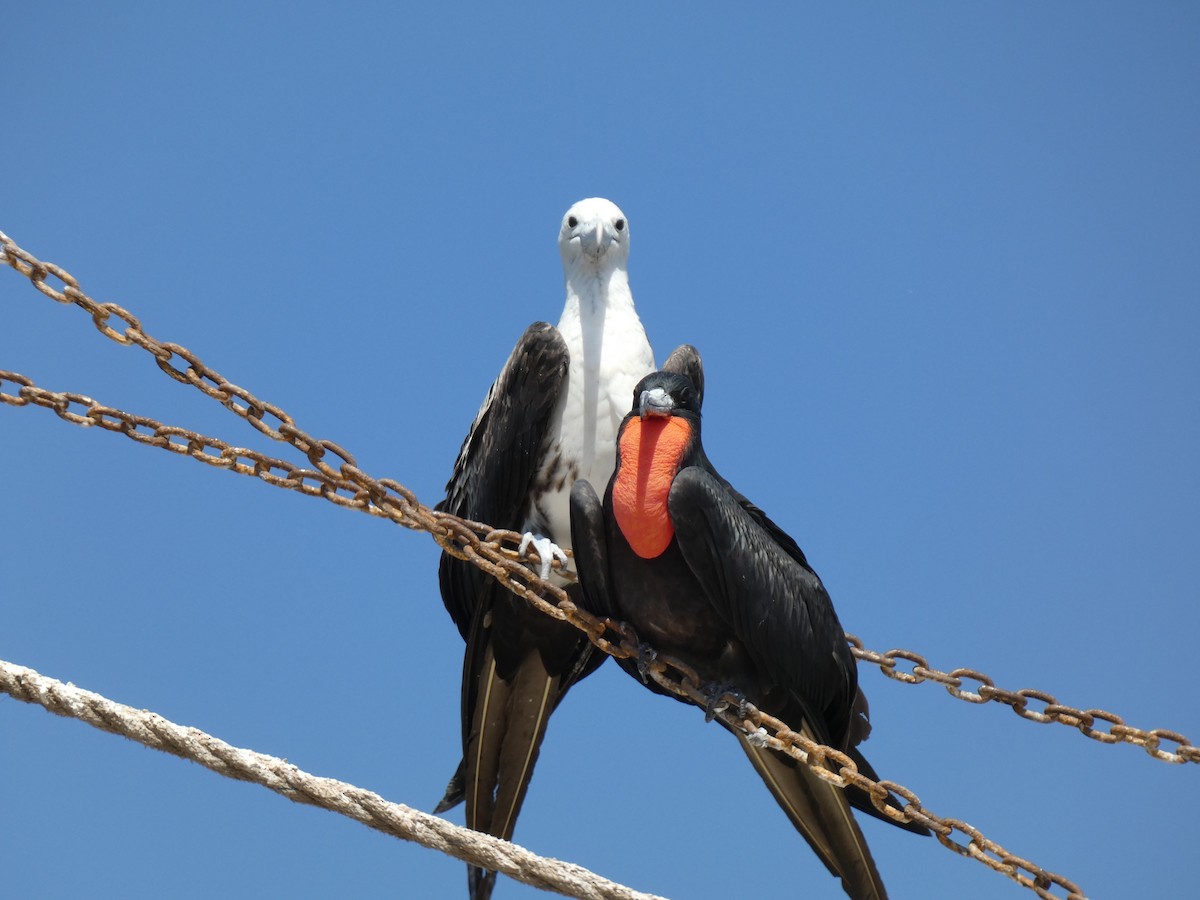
14,227 -> 1180,898
0,370 -> 380,512
844,636 -> 1199,766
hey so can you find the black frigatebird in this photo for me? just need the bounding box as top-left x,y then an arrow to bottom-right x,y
434,197 -> 700,898
570,369 -> 927,900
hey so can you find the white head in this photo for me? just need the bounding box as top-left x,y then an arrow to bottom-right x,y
558,198 -> 630,273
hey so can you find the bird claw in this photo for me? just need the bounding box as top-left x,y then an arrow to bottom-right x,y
634,642 -> 658,684
518,532 -> 568,580
702,682 -> 748,723
745,727 -> 771,748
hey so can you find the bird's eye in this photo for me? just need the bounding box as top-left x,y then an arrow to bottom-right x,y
615,219 -> 625,231
568,216 -> 578,228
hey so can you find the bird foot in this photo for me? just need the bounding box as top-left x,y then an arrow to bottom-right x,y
702,681 -> 748,722
518,532 -> 569,580
745,727 -> 771,748
634,642 -> 658,684
432,763 -> 465,814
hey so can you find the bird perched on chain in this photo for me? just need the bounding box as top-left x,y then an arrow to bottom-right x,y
570,368 -> 927,900
434,197 -> 701,899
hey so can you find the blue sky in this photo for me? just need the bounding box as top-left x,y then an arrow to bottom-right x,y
3,4 -> 1197,899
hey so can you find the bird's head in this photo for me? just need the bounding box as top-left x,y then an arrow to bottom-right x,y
612,369 -> 703,559
633,371 -> 702,422
558,197 -> 630,271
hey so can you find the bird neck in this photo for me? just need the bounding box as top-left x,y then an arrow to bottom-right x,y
551,259 -> 651,489
559,263 -> 635,327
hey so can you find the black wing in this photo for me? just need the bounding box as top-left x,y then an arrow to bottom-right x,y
669,466 -> 857,741
437,321 -> 568,635
568,478 -> 621,622
671,465 -> 927,836
435,322 -> 589,900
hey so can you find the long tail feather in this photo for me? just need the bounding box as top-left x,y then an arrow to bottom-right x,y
463,645 -> 561,900
735,730 -> 888,900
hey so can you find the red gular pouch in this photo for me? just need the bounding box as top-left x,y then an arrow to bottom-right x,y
611,415 -> 693,559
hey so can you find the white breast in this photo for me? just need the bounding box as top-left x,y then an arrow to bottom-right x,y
531,290 -> 654,546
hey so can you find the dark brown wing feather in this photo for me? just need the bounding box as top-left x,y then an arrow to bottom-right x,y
669,465 -> 858,743
669,465 -> 928,836
437,321 -> 568,635
435,323 -> 601,900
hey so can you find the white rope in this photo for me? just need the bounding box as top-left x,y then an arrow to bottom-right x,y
0,658 -> 665,900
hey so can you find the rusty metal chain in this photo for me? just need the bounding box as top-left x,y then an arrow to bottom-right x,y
0,369 -> 1091,898
0,228 -> 560,575
0,370 -> 383,512
845,637 -> 1199,767
609,640 -> 1087,899
2,229 -> 1098,899
4,229 -> 1193,770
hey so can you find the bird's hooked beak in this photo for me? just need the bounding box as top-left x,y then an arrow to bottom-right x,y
578,220 -> 613,259
638,387 -> 675,418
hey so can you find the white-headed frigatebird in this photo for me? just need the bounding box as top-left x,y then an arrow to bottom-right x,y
434,197 -> 701,898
